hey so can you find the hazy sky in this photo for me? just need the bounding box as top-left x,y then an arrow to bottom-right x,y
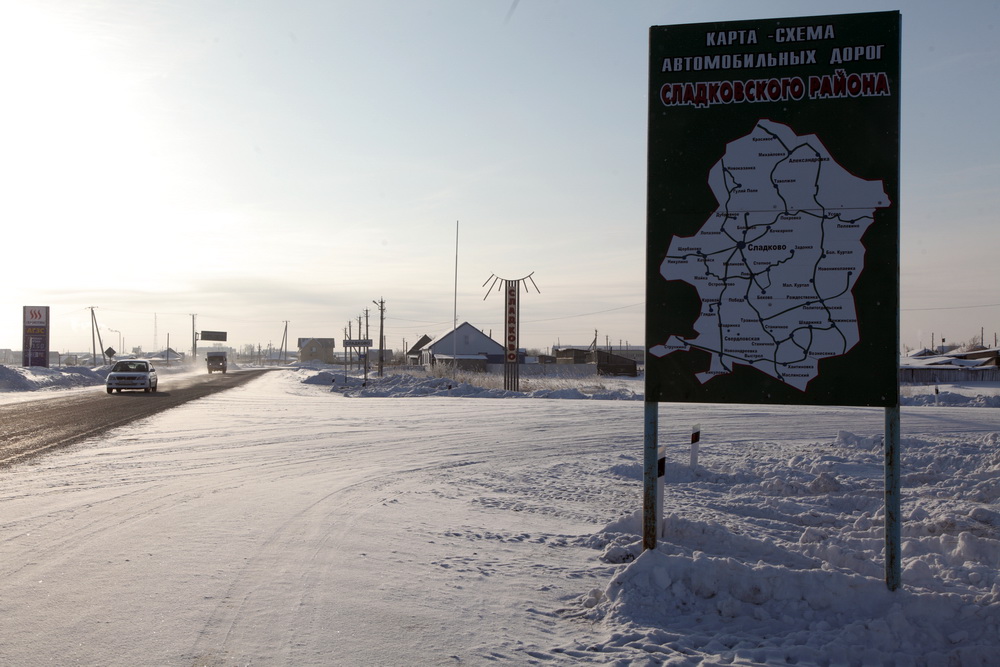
1,0 -> 998,355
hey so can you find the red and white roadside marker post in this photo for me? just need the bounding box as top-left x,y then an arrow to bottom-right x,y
656,425 -> 702,538
656,442 -> 666,538
690,424 -> 701,469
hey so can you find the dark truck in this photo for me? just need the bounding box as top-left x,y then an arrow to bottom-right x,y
206,351 -> 228,374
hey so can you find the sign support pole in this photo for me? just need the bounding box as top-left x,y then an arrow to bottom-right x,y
884,405 -> 901,590
642,399 -> 659,550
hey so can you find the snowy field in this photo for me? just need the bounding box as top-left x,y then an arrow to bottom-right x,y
1,365 -> 998,665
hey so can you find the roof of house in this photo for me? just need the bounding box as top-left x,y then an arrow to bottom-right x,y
945,346 -> 1000,358
899,354 -> 993,369
423,322 -> 502,352
297,338 -> 337,349
407,335 -> 433,355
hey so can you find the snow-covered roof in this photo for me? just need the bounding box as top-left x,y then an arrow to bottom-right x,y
424,322 -> 475,348
421,322 -> 503,355
900,354 -> 993,369
407,335 -> 433,354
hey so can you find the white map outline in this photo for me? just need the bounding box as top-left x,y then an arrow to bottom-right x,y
650,119 -> 890,391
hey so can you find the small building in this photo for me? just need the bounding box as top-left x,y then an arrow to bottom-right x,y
298,338 -> 338,364
555,348 -> 590,365
149,348 -> 186,364
594,349 -> 639,376
555,347 -> 637,376
948,347 -> 1000,366
406,335 -> 433,366
363,349 -> 391,366
899,349 -> 1000,383
415,322 -> 505,372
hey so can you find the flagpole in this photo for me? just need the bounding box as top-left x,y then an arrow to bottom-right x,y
453,220 -> 459,380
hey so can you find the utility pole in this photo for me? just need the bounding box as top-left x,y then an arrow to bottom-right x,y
191,314 -> 197,362
89,306 -> 97,366
364,309 -> 370,381
372,298 -> 385,376
280,320 -> 289,363
87,307 -> 108,365
357,314 -> 364,376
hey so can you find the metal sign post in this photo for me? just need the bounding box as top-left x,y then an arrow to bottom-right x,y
343,338 -> 372,379
642,398 -> 659,550
885,405 -> 901,590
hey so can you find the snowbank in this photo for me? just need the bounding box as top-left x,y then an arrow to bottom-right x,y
588,546 -> 997,665
297,367 -> 1000,406
571,429 -> 1000,665
0,362 -> 210,400
0,365 -> 106,392
297,366 -> 641,400
902,391 -> 1000,408
6,363 -> 1000,409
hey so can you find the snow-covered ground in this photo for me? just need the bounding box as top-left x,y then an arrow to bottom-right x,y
1,366 -> 998,665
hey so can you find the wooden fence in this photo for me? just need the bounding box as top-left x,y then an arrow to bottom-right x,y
900,367 -> 1000,384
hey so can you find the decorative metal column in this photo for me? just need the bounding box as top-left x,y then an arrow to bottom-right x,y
484,273 -> 540,391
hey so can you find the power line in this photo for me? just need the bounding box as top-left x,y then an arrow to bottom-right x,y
384,316 -> 454,325
522,302 -> 643,323
383,302 -> 643,330
902,302 -> 1000,312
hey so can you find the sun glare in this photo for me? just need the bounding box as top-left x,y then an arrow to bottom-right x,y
1,5 -> 173,243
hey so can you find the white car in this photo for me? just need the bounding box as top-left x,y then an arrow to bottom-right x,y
106,360 -> 158,394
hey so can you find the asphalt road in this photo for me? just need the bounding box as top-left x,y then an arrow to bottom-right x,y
0,369 -> 273,467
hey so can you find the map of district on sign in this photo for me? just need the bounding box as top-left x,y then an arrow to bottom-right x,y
650,119 -> 890,391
